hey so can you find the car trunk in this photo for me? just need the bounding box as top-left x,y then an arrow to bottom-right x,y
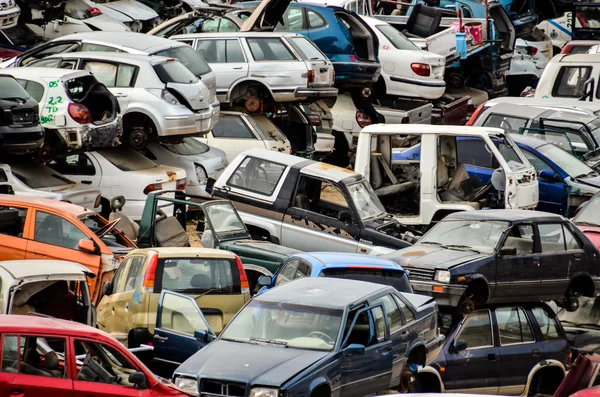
335,10 -> 378,61
64,75 -> 119,125
153,59 -> 211,113
239,0 -> 293,31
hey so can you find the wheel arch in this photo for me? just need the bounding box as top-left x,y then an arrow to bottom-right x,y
416,365 -> 445,393
523,360 -> 566,396
228,79 -> 274,103
309,379 -> 332,397
568,272 -> 596,297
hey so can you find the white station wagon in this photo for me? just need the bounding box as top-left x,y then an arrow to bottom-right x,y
172,32 -> 338,110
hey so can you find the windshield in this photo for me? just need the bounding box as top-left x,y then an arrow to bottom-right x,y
11,162 -> 75,188
573,194 -> 600,226
160,257 -> 239,293
0,76 -> 31,101
162,138 -> 209,155
97,147 -> 158,172
347,180 -> 386,220
559,296 -> 600,327
205,202 -> 249,239
419,220 -> 509,254
537,142 -> 595,178
154,45 -> 211,77
376,24 -> 419,50
220,300 -> 343,351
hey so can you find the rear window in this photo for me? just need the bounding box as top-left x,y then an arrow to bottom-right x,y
153,60 -> 199,84
289,37 -> 327,61
0,76 -> 31,101
157,257 -> 240,294
154,45 -> 211,77
247,38 -> 296,61
97,147 -> 158,172
320,268 -> 413,293
162,138 -> 209,155
10,162 -> 75,188
552,66 -> 593,98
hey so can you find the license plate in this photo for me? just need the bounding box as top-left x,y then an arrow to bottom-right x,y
319,74 -> 328,83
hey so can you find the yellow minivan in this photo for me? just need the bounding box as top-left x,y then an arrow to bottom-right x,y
97,247 -> 250,347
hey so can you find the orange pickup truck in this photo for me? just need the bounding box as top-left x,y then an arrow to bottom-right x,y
0,194 -> 136,303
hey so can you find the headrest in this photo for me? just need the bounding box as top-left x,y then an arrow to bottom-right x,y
191,274 -> 211,289
110,195 -> 126,212
43,351 -> 59,370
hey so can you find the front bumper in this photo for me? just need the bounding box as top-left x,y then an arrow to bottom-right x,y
0,126 -> 44,153
425,334 -> 445,364
410,281 -> 466,307
295,87 -> 338,98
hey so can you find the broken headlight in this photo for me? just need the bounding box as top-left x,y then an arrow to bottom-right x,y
174,376 -> 198,396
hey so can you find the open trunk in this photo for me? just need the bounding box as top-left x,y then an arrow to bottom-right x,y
64,75 -> 119,125
335,10 -> 378,62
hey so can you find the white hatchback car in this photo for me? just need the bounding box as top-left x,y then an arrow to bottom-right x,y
0,67 -> 123,160
48,146 -> 187,220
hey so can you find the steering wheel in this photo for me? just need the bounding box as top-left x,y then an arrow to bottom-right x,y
468,182 -> 493,202
307,331 -> 335,345
95,218 -> 121,238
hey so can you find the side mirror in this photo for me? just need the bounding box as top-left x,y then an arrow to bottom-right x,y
257,275 -> 272,287
102,281 -> 112,297
538,169 -> 558,181
338,210 -> 352,223
452,339 -> 468,352
499,246 -> 517,256
205,177 -> 216,196
345,343 -> 366,356
78,239 -> 96,253
128,371 -> 149,389
194,329 -> 208,342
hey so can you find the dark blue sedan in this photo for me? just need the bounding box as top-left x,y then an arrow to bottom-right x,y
257,252 -> 413,295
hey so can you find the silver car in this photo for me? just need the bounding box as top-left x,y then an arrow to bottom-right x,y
27,52 -> 215,149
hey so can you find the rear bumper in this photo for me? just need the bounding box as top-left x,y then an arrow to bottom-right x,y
295,87 -> 338,98
410,281 -> 466,308
332,61 -> 381,84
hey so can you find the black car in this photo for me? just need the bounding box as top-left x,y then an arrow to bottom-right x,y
416,302 -> 569,396
384,210 -> 600,315
0,75 -> 43,153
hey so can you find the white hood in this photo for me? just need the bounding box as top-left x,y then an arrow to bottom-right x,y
92,0 -> 158,22
83,14 -> 131,31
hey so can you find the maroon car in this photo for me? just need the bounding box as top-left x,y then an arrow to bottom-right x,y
573,194 -> 600,250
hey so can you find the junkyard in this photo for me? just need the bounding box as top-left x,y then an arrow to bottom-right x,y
3,0 -> 600,396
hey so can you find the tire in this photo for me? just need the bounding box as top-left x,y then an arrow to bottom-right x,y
127,128 -> 148,150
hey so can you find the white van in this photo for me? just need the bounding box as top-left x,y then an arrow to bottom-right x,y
535,53 -> 600,102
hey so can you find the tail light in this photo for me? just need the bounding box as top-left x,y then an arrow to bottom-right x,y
332,69 -> 335,81
526,46 -> 538,56
68,103 -> 92,124
143,183 -> 163,195
142,253 -> 159,289
88,7 -> 102,16
308,114 -> 321,126
176,178 -> 187,190
466,103 -> 486,126
94,195 -> 102,209
356,112 -> 372,128
349,55 -> 357,61
307,70 -> 315,84
411,63 -> 431,77
235,255 -> 250,294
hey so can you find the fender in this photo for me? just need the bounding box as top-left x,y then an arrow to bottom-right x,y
407,342 -> 426,362
464,274 -> 491,303
121,105 -> 162,131
309,377 -> 331,394
416,365 -> 445,393
227,79 -> 274,103
567,271 -> 596,296
522,359 -> 565,396
243,264 -> 272,277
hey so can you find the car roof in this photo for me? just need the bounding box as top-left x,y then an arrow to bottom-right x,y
128,247 -> 237,259
55,32 -> 186,53
0,67 -> 91,80
172,31 -> 305,39
297,252 -> 404,270
485,97 -> 600,113
480,103 -> 550,119
555,53 -> 600,63
444,209 -> 565,222
0,315 -> 108,337
0,194 -> 92,217
510,133 -> 555,150
360,124 -> 507,137
256,277 -> 389,308
301,161 -> 360,182
482,103 -> 598,124
44,52 -> 175,65
0,260 -> 93,280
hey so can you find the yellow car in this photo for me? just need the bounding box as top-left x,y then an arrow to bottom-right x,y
97,247 -> 250,347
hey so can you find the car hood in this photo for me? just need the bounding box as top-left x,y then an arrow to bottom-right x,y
382,244 -> 487,270
83,14 -> 131,31
94,0 -> 158,22
37,183 -> 100,205
576,225 -> 600,249
575,175 -> 600,189
240,0 -> 292,31
563,326 -> 600,354
223,240 -> 300,260
175,339 -> 329,386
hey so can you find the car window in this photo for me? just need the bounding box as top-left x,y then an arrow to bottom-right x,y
97,146 -> 158,172
455,310 -> 493,349
59,59 -> 78,70
116,64 -> 136,87
553,66 -> 593,98
111,257 -> 131,294
1,335 -> 67,378
212,115 -> 255,139
227,156 -> 286,196
20,42 -> 80,66
196,39 -> 225,63
34,211 -> 89,250
483,114 -> 529,134
153,59 -> 199,84
376,24 -> 419,50
275,258 -> 300,286
289,36 -> 327,61
295,260 -> 311,279
502,224 -> 535,255
27,58 -> 61,68
538,223 -> 570,253
160,257 -> 238,293
563,225 -> 583,250
50,153 -> 96,176
246,38 -> 296,61
344,307 -> 381,347
307,10 -> 326,28
80,43 -> 121,52
457,138 -> 493,168
293,176 -> 350,220
123,256 -> 145,292
73,339 -> 139,386
200,18 -> 220,32
523,150 -> 553,173
393,294 -> 415,323
220,18 -> 240,32
162,138 -> 210,155
154,45 -> 211,78
159,292 -> 209,334
321,267 -> 413,293
16,79 -> 45,102
496,307 -> 534,345
276,7 -> 304,31
82,61 -> 117,87
226,39 -> 245,62
372,294 -> 403,332
531,307 -> 561,340
0,206 -> 27,238
372,306 -> 386,343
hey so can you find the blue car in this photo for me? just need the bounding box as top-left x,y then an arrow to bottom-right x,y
257,252 -> 413,295
393,134 -> 600,216
172,277 -> 444,397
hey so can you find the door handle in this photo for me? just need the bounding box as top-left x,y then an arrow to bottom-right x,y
401,330 -> 409,337
114,93 -> 128,98
81,180 -> 92,185
155,334 -> 169,342
9,388 -> 24,397
33,251 -> 47,257
488,353 -> 497,361
532,349 -> 540,357
532,256 -> 540,266
232,66 -> 243,70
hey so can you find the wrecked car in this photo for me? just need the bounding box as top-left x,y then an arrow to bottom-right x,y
383,210 -> 600,315
572,192 -> 600,250
0,67 -> 122,160
558,296 -> 600,360
209,148 -> 418,256
173,277 -> 444,397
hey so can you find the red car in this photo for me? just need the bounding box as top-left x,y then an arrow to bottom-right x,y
0,315 -> 194,397
572,194 -> 600,250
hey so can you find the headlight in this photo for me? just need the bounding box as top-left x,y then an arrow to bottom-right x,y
434,270 -> 451,283
249,388 -> 279,397
174,376 -> 198,396
195,163 -> 208,184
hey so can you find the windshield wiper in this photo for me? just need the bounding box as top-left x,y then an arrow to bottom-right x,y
442,244 -> 480,253
249,337 -> 288,347
421,241 -> 442,246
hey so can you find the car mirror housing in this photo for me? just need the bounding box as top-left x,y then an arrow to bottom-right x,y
258,275 -> 272,287
102,281 -> 112,297
205,177 -> 216,195
338,210 -> 352,223
538,169 -> 558,181
78,239 -> 96,253
345,343 -> 366,356
194,329 -> 208,342
128,371 -> 149,389
498,247 -> 517,256
453,339 -> 468,352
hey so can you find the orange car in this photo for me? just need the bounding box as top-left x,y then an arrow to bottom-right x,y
0,194 -> 136,303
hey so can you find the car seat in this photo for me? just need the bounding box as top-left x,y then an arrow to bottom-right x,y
200,229 -> 215,248
404,4 -> 443,38
42,351 -> 63,378
108,195 -> 139,240
154,214 -> 190,247
191,274 -> 212,289
293,194 -> 311,210
36,215 -> 62,246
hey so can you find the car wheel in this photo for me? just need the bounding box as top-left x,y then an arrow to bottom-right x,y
128,128 -> 148,150
38,144 -> 54,163
458,298 -> 475,316
565,297 -> 579,312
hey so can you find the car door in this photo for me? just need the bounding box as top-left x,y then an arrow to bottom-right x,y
111,254 -> 147,346
521,149 -> 566,215
495,306 -> 543,395
0,334 -> 72,397
79,59 -> 134,111
537,222 -> 584,300
192,38 -> 248,102
49,153 -> 102,188
281,175 -> 360,252
204,113 -> 265,162
339,304 -> 393,397
0,204 -> 29,260
443,309 -> 500,393
153,290 -> 215,372
97,257 -> 130,335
